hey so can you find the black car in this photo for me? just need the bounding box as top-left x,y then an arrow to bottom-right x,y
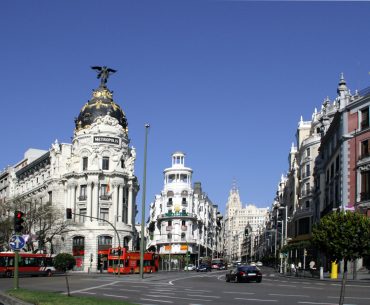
196,264 -> 211,272
225,265 -> 262,283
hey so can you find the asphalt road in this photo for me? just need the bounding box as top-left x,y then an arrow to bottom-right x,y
1,268 -> 370,305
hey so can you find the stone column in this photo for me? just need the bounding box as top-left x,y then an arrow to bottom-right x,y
127,183 -> 133,226
118,185 -> 123,222
93,181 -> 99,220
71,183 -> 76,221
87,181 -> 92,221
111,182 -> 118,223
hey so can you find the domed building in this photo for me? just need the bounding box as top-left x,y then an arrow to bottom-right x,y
5,67 -> 139,272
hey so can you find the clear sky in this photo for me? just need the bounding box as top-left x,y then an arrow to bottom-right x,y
1,1 -> 370,221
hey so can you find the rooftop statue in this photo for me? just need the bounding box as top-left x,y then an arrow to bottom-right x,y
91,66 -> 117,87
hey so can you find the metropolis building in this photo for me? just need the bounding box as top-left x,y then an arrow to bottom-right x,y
0,68 -> 139,272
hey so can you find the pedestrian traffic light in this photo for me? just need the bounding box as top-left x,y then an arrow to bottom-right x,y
66,208 -> 72,219
14,210 -> 24,233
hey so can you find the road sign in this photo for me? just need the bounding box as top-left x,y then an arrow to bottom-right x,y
9,235 -> 25,250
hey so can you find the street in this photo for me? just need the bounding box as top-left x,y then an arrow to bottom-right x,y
2,268 -> 370,305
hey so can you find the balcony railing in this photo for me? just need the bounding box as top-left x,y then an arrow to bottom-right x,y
167,201 -> 173,206
78,195 -> 87,201
158,212 -> 197,219
100,194 -> 111,200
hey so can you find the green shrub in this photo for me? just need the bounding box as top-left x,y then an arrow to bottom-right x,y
54,253 -> 76,271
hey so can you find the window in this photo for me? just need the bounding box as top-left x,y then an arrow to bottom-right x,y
168,220 -> 172,226
100,208 -> 109,222
182,220 -> 186,226
79,185 -> 87,200
101,184 -> 108,196
361,107 -> 369,130
82,157 -> 88,171
361,171 -> 370,201
167,233 -> 172,240
306,164 -> 310,176
48,191 -> 52,204
336,156 -> 340,173
102,157 -> 109,170
306,148 -> 310,157
121,159 -> 124,168
79,208 -> 86,222
361,140 -> 370,158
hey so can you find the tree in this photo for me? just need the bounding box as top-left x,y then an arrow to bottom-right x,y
54,253 -> 76,272
312,210 -> 370,305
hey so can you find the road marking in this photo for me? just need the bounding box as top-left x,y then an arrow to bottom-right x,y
298,302 -> 338,305
277,284 -> 297,287
65,280 -> 120,295
302,286 -> 324,290
269,293 -> 309,298
235,297 -> 277,302
119,288 -> 141,292
146,294 -> 212,302
187,294 -> 220,298
77,291 -> 96,295
103,294 -> 128,299
328,295 -> 370,300
223,291 -> 255,295
184,289 -> 212,292
141,298 -> 173,303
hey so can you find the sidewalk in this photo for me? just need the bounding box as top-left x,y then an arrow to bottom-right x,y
281,269 -> 370,282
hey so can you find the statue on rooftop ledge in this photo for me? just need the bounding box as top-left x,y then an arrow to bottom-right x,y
91,66 -> 117,87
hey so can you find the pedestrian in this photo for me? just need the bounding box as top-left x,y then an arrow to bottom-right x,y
291,262 -> 296,275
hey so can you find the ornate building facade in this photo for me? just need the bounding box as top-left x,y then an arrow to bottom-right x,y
0,68 -> 139,272
146,152 -> 223,268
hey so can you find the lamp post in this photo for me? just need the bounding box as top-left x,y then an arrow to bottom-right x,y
140,124 -> 150,279
278,205 -> 288,273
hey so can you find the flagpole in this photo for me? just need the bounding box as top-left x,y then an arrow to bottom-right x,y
140,124 -> 150,279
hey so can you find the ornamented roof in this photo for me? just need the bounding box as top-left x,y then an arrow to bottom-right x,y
74,67 -> 128,131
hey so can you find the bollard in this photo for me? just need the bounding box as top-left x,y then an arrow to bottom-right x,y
320,266 -> 324,280
330,261 -> 338,279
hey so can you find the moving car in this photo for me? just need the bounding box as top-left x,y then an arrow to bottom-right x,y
256,261 -> 263,267
196,264 -> 211,272
225,265 -> 262,283
184,264 -> 196,271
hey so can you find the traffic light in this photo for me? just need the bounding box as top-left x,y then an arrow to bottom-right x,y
66,208 -> 72,219
14,210 -> 24,233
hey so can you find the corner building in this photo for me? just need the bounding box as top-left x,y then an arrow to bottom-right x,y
6,75 -> 139,272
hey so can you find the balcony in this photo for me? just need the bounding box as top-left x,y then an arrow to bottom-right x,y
167,201 -> 173,207
78,195 -> 87,201
100,194 -> 111,201
166,226 -> 172,231
158,212 -> 197,220
182,201 -> 188,206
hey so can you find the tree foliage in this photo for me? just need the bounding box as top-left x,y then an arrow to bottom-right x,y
312,211 -> 370,262
54,253 -> 76,271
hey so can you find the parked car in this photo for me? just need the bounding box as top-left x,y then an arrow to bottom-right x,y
256,261 -> 263,267
218,263 -> 226,270
196,264 -> 212,272
184,264 -> 196,271
225,265 -> 262,283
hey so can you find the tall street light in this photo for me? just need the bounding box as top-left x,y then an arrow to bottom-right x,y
278,205 -> 288,274
140,124 -> 150,279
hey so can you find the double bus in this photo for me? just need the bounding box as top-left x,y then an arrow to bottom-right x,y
0,252 -> 56,277
107,247 -> 159,274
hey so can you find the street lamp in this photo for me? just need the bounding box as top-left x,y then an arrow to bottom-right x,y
278,206 -> 288,274
140,124 -> 150,279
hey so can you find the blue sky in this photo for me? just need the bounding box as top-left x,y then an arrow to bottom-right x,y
1,1 -> 370,220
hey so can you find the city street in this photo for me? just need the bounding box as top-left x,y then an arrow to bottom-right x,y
2,268 -> 370,305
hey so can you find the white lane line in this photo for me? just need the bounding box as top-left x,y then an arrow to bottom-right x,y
65,280 -> 120,295
119,288 -> 141,292
103,294 -> 128,299
76,291 -> 96,295
328,295 -> 370,300
146,294 -> 212,302
223,291 -> 255,295
100,287 -> 114,290
277,284 -> 297,287
302,286 -> 324,290
269,293 -> 309,298
187,294 -> 220,298
298,302 -> 338,305
184,289 -> 212,292
141,298 -> 173,303
235,297 -> 277,302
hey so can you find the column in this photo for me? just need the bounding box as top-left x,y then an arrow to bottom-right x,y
111,182 -> 118,223
118,185 -> 123,222
93,181 -> 99,220
87,182 -> 92,221
127,183 -> 133,226
72,183 -> 76,221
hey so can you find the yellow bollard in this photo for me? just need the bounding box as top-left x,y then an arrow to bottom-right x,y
330,261 -> 338,279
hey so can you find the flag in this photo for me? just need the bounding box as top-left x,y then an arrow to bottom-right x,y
106,178 -> 111,194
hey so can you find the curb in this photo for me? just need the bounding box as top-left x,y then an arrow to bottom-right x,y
0,292 -> 32,305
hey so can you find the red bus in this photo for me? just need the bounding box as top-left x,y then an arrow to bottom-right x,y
0,252 -> 56,277
107,247 -> 159,274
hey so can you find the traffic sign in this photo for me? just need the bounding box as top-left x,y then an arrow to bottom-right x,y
9,235 -> 25,250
